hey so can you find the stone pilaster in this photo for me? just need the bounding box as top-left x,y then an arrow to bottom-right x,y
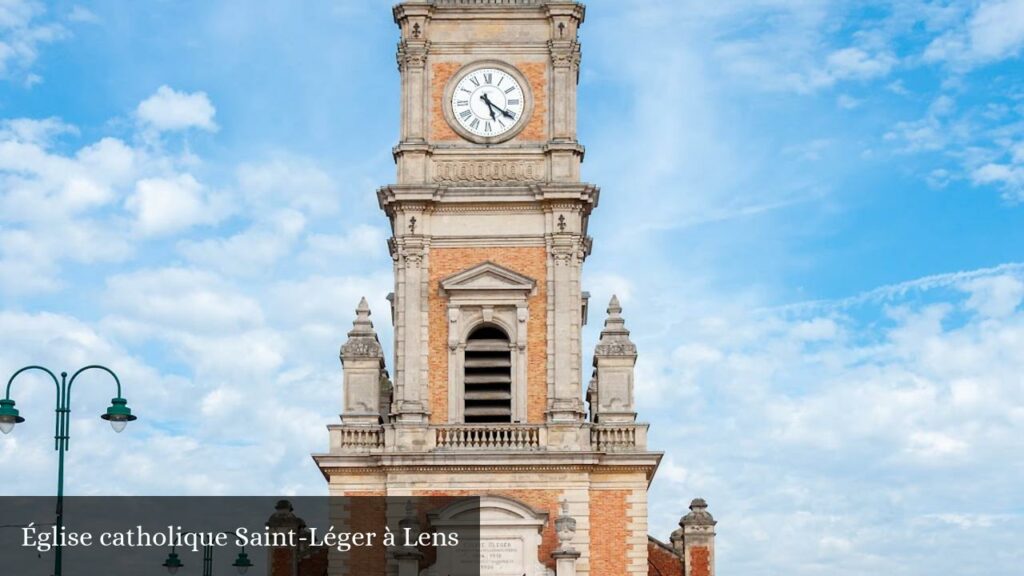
393,2 -> 433,185
340,298 -> 387,425
546,228 -> 586,423
589,295 -> 638,423
392,233 -> 430,426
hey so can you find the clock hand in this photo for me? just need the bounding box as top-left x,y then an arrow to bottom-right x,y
481,93 -> 516,120
479,93 -> 512,119
479,94 -> 499,120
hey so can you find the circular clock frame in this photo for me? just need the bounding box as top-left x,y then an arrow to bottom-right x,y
442,60 -> 534,145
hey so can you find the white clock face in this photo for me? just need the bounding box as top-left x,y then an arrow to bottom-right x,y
450,67 -> 526,139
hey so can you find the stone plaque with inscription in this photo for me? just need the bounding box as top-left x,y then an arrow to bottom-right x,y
423,496 -> 551,576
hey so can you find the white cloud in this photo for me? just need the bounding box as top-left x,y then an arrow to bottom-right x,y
0,116 -> 76,144
67,5 -> 99,23
136,85 -> 218,132
301,224 -> 387,265
104,267 -> 264,334
642,265 -> 1024,573
884,95 -> 959,153
237,156 -> 340,215
962,275 -> 1024,317
179,209 -> 307,276
126,173 -> 230,236
971,163 -> 1024,201
924,0 -> 1024,68
836,94 -> 862,110
825,47 -> 897,81
0,0 -> 67,81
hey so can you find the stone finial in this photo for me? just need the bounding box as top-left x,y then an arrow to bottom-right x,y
267,499 -> 307,532
681,498 -> 716,527
554,499 -> 577,553
588,295 -> 639,425
393,500 -> 424,574
341,297 -> 384,361
399,500 -> 421,540
594,295 -> 636,357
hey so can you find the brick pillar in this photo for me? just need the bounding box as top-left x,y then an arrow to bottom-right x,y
266,500 -> 306,576
670,498 -> 716,576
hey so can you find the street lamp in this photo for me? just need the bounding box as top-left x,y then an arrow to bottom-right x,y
232,549 -> 254,574
161,543 -> 254,575
1,364 -> 136,576
162,548 -> 185,574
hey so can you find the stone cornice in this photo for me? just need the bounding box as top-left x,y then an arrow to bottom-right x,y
312,449 -> 663,482
543,2 -> 586,23
378,183 -> 600,213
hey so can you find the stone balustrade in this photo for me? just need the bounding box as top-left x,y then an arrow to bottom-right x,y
590,423 -> 647,451
435,424 -> 544,450
327,422 -> 649,454
329,425 -> 385,452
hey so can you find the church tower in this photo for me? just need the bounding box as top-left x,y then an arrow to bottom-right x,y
313,2 -> 697,575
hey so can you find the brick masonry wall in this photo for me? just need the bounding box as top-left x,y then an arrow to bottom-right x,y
647,538 -> 683,576
589,489 -> 629,576
430,61 -> 461,141
427,246 -> 549,423
690,546 -> 711,576
326,490 -> 386,576
429,60 -> 548,142
515,61 -> 547,141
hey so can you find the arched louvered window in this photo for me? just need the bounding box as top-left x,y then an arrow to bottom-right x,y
463,325 -> 513,423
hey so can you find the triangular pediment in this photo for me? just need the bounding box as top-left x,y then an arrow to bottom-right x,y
440,261 -> 537,294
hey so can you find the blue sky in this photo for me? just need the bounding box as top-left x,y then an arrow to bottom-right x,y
1,1 -> 1023,574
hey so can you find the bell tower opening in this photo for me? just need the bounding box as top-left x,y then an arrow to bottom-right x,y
464,325 -> 513,423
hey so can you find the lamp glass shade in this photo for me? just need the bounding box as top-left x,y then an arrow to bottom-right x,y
0,399 -> 24,434
161,549 -> 184,569
101,397 -> 136,433
162,551 -> 184,574
233,550 -> 253,574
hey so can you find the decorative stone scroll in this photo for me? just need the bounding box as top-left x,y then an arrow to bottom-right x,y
434,160 -> 545,184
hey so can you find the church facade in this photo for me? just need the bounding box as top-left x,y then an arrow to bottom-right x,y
313,2 -> 716,575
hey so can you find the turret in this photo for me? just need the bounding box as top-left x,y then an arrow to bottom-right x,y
588,295 -> 637,423
340,298 -> 388,425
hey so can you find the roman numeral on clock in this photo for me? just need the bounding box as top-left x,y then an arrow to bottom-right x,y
504,86 -> 516,94
470,76 -> 480,87
456,100 -> 469,107
459,109 -> 472,120
483,72 -> 493,84
484,121 -> 492,132
508,99 -> 520,106
469,118 -> 480,129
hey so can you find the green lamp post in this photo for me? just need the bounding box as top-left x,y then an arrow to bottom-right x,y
231,548 -> 254,574
161,543 -> 254,575
0,364 -> 137,576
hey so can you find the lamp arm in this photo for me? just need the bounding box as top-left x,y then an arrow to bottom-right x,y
4,365 -> 61,400
66,365 -> 123,398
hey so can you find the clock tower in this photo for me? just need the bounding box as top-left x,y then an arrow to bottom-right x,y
312,2 -> 706,575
